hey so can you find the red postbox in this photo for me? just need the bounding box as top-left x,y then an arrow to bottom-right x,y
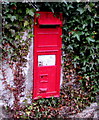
33,12 -> 62,99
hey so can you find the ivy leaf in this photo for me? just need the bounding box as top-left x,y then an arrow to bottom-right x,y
74,56 -> 80,61
24,21 -> 29,27
15,35 -> 20,40
72,32 -> 80,41
83,24 -> 87,29
10,16 -> 16,22
26,111 -> 31,116
67,45 -> 73,50
28,105 -> 33,110
29,10 -> 34,16
77,8 -> 84,14
36,13 -> 40,17
67,4 -> 74,10
86,37 -> 95,43
87,5 -> 92,12
26,8 -> 34,16
7,14 -> 16,22
10,29 -> 15,37
26,8 -> 30,14
28,33 -> 34,38
73,62 -> 77,68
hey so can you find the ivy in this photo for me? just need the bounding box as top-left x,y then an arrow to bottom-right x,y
1,2 -> 99,119
1,2 -> 36,114
2,3 -> 35,61
36,2 -> 99,96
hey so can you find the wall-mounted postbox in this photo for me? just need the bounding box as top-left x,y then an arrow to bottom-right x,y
33,12 -> 62,99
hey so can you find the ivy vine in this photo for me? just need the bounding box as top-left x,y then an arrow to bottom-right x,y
1,2 -> 99,119
1,2 -> 36,111
37,2 -> 99,96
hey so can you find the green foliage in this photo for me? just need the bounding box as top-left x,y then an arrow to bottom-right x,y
2,2 -> 99,119
2,2 -> 36,118
2,3 -> 35,62
63,3 -> 99,96
38,2 -> 99,97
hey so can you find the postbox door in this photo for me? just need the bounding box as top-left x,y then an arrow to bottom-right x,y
33,12 -> 62,99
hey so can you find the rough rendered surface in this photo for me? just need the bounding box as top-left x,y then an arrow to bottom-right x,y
69,103 -> 99,119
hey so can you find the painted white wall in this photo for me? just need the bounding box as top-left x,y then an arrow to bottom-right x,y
0,30 -> 33,106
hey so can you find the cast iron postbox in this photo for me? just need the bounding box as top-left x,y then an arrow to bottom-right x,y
33,12 -> 62,99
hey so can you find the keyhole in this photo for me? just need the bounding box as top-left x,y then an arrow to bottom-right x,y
41,76 -> 43,78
